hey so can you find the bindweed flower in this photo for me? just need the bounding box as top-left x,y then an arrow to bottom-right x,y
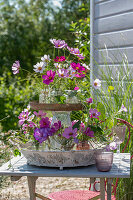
62,126 -> 77,139
118,104 -> 127,113
33,62 -> 46,73
50,39 -> 67,48
42,70 -> 56,85
12,61 -> 20,74
41,55 -> 51,63
93,79 -> 101,89
54,56 -> 66,62
89,108 -> 101,119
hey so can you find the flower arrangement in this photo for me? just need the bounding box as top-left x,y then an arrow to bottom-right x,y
12,39 -> 90,104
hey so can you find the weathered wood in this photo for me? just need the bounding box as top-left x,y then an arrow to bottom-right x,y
95,0 -> 133,19
100,178 -> 105,200
11,176 -> 22,181
107,178 -> 113,200
27,176 -> 38,200
35,193 -> 51,200
94,47 -> 133,65
94,29 -> 133,49
0,154 -> 130,178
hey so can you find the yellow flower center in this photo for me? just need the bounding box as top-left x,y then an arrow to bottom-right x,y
38,67 -> 42,70
94,82 -> 98,86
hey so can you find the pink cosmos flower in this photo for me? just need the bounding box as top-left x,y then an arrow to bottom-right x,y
86,98 -> 93,104
12,61 -> 20,74
67,47 -> 85,59
93,79 -> 101,89
79,122 -> 85,132
62,126 -> 77,139
70,62 -> 85,73
56,68 -> 69,78
72,120 -> 79,127
74,87 -> 79,90
51,121 -> 62,131
75,73 -> 85,78
89,108 -> 101,119
77,54 -> 85,60
50,39 -> 67,48
34,110 -> 47,118
54,56 -> 66,62
39,117 -> 50,128
42,70 -> 55,85
84,127 -> 95,137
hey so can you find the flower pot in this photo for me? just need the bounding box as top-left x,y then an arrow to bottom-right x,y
76,141 -> 90,150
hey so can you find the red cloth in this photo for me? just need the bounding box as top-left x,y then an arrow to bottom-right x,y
48,190 -> 116,200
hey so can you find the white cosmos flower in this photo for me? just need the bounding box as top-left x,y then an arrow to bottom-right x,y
54,63 -> 61,69
33,62 -> 45,73
41,55 -> 51,63
93,79 -> 101,89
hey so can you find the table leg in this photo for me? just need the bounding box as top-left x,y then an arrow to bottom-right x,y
107,178 -> 112,200
100,178 -> 105,200
27,176 -> 38,200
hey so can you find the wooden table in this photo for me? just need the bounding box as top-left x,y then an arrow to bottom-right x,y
0,153 -> 130,200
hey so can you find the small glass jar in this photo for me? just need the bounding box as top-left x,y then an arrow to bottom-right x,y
95,151 -> 113,172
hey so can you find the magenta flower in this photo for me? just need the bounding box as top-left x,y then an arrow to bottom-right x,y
70,62 -> 85,73
39,117 -> 50,128
50,39 -> 67,48
86,98 -> 93,104
89,108 -> 101,119
79,122 -> 85,132
12,61 -> 20,74
62,126 -> 77,139
52,121 -> 62,131
75,73 -> 85,78
74,87 -> 79,90
34,128 -> 49,143
84,127 -> 94,137
56,68 -> 69,78
42,70 -> 55,85
34,110 -> 47,118
54,56 -> 66,62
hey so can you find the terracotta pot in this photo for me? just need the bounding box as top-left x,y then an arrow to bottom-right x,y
76,141 -> 90,150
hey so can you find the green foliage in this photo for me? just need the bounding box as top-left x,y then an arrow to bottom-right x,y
0,71 -> 36,132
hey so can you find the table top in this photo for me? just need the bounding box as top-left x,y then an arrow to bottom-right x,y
0,153 -> 130,178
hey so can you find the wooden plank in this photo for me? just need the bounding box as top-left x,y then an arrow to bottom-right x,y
94,47 -> 133,65
94,12 -> 133,34
93,64 -> 133,81
94,29 -> 133,49
95,0 -> 133,19
0,154 -> 130,178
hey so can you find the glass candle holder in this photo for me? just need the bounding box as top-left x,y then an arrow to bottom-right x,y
95,151 -> 113,172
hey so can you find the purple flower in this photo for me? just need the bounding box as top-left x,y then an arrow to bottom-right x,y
18,111 -> 30,125
34,128 -> 49,143
67,47 -> 85,59
54,56 -> 66,62
77,54 -> 85,60
12,61 -> 20,74
86,98 -> 93,104
50,39 -> 67,48
74,138 -> 79,144
89,108 -> 101,119
52,121 -> 62,131
84,127 -> 95,137
39,117 -> 50,128
42,70 -> 55,85
106,142 -> 117,151
62,126 -> 77,139
34,110 -> 47,118
70,63 -> 85,73
56,68 -> 69,78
